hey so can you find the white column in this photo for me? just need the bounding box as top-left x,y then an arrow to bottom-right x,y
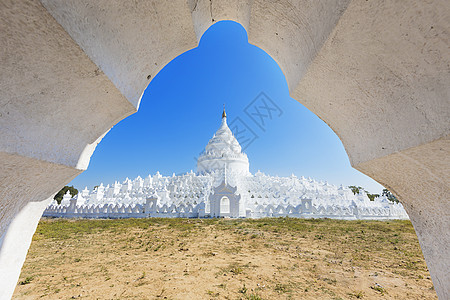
0,197 -> 52,300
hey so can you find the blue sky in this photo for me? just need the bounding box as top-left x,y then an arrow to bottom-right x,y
69,21 -> 384,193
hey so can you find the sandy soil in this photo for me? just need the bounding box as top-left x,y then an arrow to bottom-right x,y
13,218 -> 436,299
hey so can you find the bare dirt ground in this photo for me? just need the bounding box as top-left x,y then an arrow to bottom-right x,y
13,218 -> 436,300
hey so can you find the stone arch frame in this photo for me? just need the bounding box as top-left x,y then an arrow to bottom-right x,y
209,180 -> 241,218
0,1 -> 448,298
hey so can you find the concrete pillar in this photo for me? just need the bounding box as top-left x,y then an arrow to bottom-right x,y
0,197 -> 52,300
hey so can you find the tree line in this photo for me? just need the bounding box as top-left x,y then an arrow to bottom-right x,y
348,186 -> 398,203
53,186 -> 78,204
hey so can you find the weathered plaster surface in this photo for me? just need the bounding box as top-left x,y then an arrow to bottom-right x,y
0,197 -> 53,300
0,0 -> 448,298
356,135 -> 450,297
189,0 -> 351,90
293,0 -> 450,165
0,1 -> 136,297
247,0 -> 350,91
0,152 -> 81,299
40,0 -> 199,109
189,0 -> 253,41
0,153 -> 81,240
0,0 -> 136,168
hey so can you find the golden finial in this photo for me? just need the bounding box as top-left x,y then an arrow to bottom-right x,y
222,104 -> 226,118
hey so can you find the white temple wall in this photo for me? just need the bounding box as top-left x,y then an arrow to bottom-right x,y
43,197 -> 408,221
197,158 -> 249,174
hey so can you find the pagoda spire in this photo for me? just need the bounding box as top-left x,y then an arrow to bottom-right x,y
222,104 -> 226,119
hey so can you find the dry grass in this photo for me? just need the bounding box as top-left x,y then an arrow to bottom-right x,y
13,218 -> 436,299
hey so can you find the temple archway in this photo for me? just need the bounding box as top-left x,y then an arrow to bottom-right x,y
1,2 -> 448,298
220,197 -> 230,215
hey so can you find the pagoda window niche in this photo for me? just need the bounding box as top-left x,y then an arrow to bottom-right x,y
220,196 -> 230,214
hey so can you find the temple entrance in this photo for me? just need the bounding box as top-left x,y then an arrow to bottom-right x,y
220,196 -> 230,214
209,180 -> 241,218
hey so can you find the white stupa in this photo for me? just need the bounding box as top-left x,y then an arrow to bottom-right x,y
197,107 -> 249,175
44,107 -> 408,220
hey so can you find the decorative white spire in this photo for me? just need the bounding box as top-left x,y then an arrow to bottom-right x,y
197,106 -> 250,174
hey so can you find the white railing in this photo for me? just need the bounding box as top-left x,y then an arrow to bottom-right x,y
43,199 -> 408,220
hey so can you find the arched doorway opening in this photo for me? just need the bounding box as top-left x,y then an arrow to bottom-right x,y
220,196 -> 230,215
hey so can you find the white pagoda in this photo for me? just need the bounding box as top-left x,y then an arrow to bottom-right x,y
44,108 -> 408,220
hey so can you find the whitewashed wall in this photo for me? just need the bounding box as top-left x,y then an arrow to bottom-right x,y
43,198 -> 407,220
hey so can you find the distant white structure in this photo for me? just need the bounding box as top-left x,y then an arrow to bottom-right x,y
44,108 -> 408,220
